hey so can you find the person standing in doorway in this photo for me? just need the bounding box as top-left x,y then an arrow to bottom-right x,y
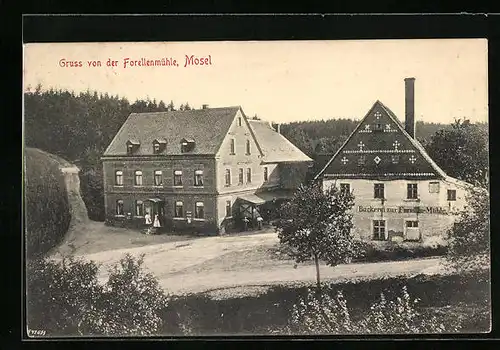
153,214 -> 161,234
144,212 -> 152,234
257,216 -> 263,230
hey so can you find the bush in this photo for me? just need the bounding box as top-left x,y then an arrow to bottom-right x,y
287,286 -> 461,334
79,166 -> 105,222
353,239 -> 447,263
160,271 -> 489,335
446,186 -> 490,272
25,148 -> 72,258
26,254 -> 169,336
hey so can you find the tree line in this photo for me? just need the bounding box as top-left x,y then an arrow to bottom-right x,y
24,86 -> 489,221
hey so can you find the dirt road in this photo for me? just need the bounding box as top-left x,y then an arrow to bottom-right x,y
78,231 -> 446,297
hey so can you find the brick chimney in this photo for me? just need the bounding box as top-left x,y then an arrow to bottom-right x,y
404,77 -> 416,138
276,123 -> 281,134
202,104 -> 209,109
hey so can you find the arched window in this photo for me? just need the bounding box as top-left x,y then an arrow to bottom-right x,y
154,170 -> 163,186
195,202 -> 204,219
134,170 -> 143,186
115,170 -> 123,186
135,200 -> 144,216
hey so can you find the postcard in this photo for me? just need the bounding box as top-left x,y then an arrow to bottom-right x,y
23,39 -> 490,337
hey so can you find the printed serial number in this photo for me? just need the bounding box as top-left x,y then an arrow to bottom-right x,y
27,329 -> 46,337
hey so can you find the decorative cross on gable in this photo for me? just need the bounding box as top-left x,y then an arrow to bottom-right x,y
409,155 -> 417,164
385,123 -> 391,130
393,141 -> 400,150
364,124 -> 371,130
374,111 -> 382,120
357,142 -> 365,151
341,156 -> 349,165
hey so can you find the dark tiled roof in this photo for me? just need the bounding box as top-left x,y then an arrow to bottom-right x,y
104,107 -> 240,156
248,120 -> 312,163
315,100 -> 448,180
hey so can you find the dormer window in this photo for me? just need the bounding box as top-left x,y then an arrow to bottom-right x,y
153,138 -> 167,154
181,138 -> 195,153
126,140 -> 140,155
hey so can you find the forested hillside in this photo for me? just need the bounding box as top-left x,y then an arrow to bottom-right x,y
278,119 -> 454,159
24,86 -> 488,221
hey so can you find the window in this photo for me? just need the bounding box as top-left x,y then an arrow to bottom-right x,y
225,200 -> 232,217
153,143 -> 160,154
239,168 -> 244,184
174,201 -> 184,218
246,168 -> 252,183
116,200 -> 124,216
135,200 -> 144,217
115,170 -> 123,186
154,170 -> 163,186
407,183 -> 418,200
405,220 -> 420,241
195,202 -> 204,219
134,170 -> 143,186
127,144 -> 134,155
373,220 -> 386,240
230,138 -> 235,154
238,117 -> 242,126
225,169 -> 231,186
447,189 -> 457,201
263,167 -> 268,181
374,183 -> 385,199
174,170 -> 183,186
194,170 -> 204,187
391,155 -> 400,164
358,155 -> 366,166
374,123 -> 383,131
429,182 -> 440,193
246,140 -> 251,155
340,183 -> 350,195
406,221 -> 419,228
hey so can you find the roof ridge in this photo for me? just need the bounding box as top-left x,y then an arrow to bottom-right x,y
314,100 -> 448,180
314,101 -> 379,179
378,102 -> 448,178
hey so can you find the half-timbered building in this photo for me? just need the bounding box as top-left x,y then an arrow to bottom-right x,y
315,78 -> 471,242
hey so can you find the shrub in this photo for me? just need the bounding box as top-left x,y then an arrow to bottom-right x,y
24,148 -> 72,259
287,286 -> 461,335
79,166 -> 105,222
26,254 -> 169,336
352,239 -> 447,263
90,254 -> 169,336
446,186 -> 490,272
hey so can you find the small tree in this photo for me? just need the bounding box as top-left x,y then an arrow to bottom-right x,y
275,182 -> 356,290
26,254 -> 169,336
92,254 -> 169,336
446,186 -> 490,272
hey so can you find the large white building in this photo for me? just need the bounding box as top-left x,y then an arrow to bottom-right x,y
314,78 -> 471,242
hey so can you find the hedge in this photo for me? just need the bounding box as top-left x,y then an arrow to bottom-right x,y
24,148 -> 72,258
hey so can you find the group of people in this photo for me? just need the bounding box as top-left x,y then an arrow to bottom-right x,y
144,212 -> 161,234
242,215 -> 264,231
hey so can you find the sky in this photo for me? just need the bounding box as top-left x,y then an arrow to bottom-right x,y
23,39 -> 488,124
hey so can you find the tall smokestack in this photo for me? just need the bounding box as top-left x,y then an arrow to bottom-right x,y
404,77 -> 416,138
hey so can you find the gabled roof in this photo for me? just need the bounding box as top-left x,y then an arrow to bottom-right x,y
103,107 -> 241,156
248,120 -> 312,163
314,100 -> 448,180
